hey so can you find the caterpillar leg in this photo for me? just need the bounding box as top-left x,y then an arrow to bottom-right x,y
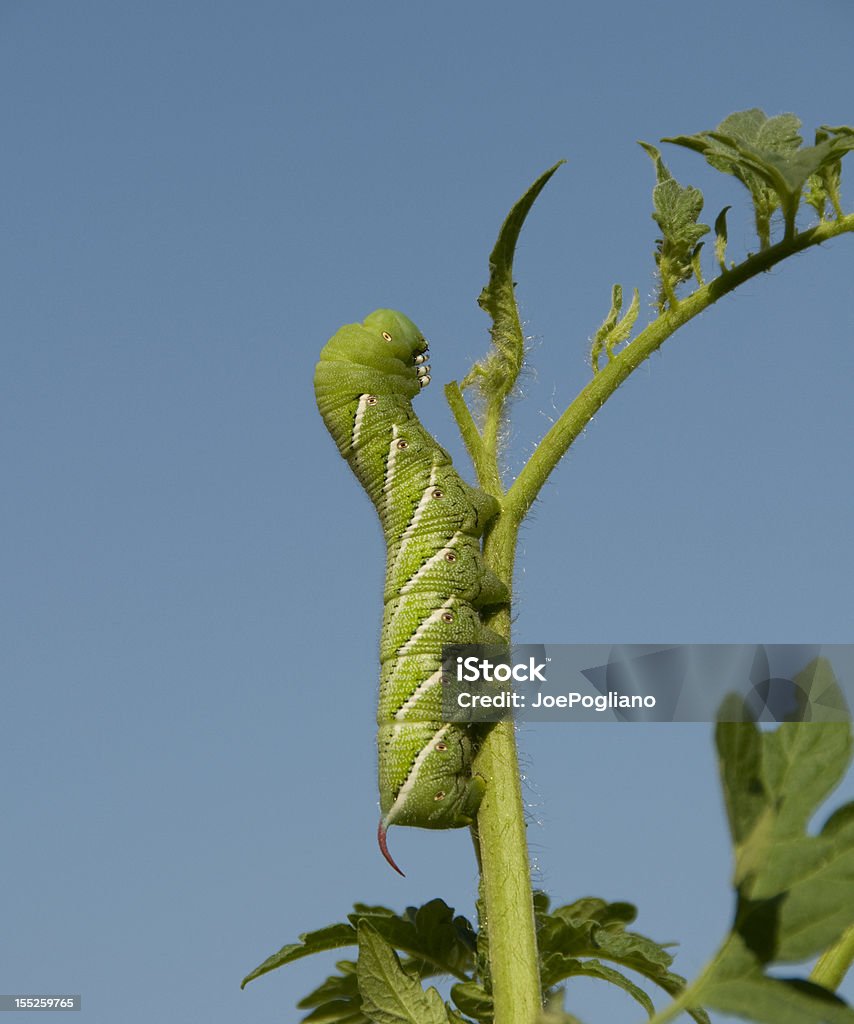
473,566 -> 509,607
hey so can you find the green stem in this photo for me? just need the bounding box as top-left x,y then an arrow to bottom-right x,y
474,718 -> 540,1022
504,213 -> 854,522
472,512 -> 542,1024
811,923 -> 854,990
455,374 -> 540,1020
444,381 -> 501,493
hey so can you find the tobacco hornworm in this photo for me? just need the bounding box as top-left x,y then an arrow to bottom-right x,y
314,309 -> 508,873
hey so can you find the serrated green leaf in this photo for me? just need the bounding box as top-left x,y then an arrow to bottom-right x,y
702,935 -> 854,1024
466,162 -> 564,399
704,131 -> 850,239
536,896 -> 709,1022
243,900 -> 477,993
651,657 -> 854,1024
301,1006 -> 368,1024
707,131 -> 854,204
652,179 -> 707,253
664,109 -> 854,246
543,956 -> 655,1017
590,284 -> 621,373
352,903 -> 400,918
357,900 -> 477,980
297,960 -> 368,1024
762,711 -> 850,835
591,285 -> 640,372
715,710 -> 767,849
450,981 -> 493,1022
299,961 -> 360,1008
663,109 -> 799,248
241,922 -> 358,988
608,288 -> 640,352
740,808 -> 854,963
357,923 -> 449,1024
592,927 -> 674,973
639,142 -> 708,309
718,109 -> 803,153
542,896 -> 637,930
597,284 -> 623,339
716,659 -> 854,963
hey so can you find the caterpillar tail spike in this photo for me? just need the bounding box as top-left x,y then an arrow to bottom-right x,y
377,819 -> 405,877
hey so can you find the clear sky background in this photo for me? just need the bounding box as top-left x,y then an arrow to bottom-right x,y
2,3 -> 853,1022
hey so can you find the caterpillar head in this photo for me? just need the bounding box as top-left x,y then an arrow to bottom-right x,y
362,309 -> 431,389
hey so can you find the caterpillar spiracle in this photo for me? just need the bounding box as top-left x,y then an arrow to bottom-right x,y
314,310 -> 509,874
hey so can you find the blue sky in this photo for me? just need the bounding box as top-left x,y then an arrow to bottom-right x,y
2,2 -> 853,1022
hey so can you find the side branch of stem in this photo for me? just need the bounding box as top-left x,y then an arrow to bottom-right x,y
504,214 -> 854,523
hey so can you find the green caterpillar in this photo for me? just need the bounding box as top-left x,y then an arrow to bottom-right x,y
314,309 -> 508,874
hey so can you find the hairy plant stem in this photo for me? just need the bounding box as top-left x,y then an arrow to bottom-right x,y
475,515 -> 542,1024
453,299 -> 541,1022
505,212 -> 854,523
452,376 -> 541,1022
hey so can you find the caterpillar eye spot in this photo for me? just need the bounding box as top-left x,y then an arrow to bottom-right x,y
441,611 -> 454,623
444,551 -> 457,562
396,439 -> 409,450
433,791 -> 446,801
431,488 -> 444,500
435,742 -> 447,751
382,331 -> 393,342
366,395 -> 378,405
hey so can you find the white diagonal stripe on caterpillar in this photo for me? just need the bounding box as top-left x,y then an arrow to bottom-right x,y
397,460 -> 439,539
395,595 -> 457,658
386,461 -> 440,578
350,393 -> 372,452
392,668 -> 443,720
382,423 -> 401,496
398,531 -> 464,595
